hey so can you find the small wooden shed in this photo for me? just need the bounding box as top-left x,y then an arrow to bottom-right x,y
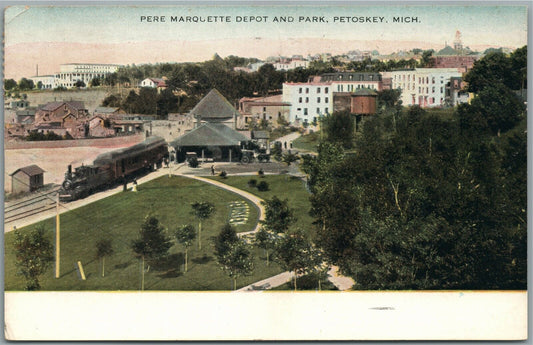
10,165 -> 45,194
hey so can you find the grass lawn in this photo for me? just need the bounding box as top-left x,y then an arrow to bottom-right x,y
5,176 -> 290,291
292,131 -> 321,153
207,175 -> 314,236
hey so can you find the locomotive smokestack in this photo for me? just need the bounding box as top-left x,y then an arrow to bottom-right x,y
68,165 -> 72,175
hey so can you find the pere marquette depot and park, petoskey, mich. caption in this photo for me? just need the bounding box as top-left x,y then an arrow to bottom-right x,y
140,15 -> 420,23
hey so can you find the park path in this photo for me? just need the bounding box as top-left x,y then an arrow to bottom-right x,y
174,173 -> 266,236
275,131 -> 302,151
6,163 -> 355,291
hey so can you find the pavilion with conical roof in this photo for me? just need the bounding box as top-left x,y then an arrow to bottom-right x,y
189,89 -> 242,129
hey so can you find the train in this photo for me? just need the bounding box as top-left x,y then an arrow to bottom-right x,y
59,136 -> 168,201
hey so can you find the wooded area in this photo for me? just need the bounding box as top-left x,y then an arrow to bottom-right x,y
302,47 -> 527,289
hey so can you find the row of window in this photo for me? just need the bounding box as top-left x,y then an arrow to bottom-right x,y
295,107 -> 329,116
336,84 -> 377,92
298,97 -> 329,104
394,74 -> 448,84
298,87 -> 329,94
395,83 -> 445,94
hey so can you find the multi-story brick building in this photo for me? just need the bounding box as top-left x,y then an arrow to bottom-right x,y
238,94 -> 291,127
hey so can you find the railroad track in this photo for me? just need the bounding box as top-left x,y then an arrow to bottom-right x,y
4,187 -> 61,224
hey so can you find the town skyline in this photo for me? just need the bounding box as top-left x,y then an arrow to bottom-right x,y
4,5 -> 527,80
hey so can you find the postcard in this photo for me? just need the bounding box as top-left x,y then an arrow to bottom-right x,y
3,3 -> 528,341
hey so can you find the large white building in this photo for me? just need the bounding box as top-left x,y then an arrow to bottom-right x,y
282,73 -> 383,124
382,68 -> 462,107
54,63 -> 122,88
282,82 -> 332,124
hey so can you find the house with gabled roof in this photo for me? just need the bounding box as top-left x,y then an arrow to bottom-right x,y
140,78 -> 168,91
33,101 -> 90,138
189,89 -> 243,130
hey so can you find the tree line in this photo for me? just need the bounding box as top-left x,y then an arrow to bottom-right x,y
301,46 -> 527,290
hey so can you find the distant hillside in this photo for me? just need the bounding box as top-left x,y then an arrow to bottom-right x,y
24,88 -> 113,114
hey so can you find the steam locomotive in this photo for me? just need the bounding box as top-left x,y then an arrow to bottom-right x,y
59,136 -> 168,201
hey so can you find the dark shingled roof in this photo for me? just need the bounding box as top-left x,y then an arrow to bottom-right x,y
170,123 -> 248,147
353,88 -> 378,96
189,89 -> 239,119
41,101 -> 85,111
10,164 -> 45,176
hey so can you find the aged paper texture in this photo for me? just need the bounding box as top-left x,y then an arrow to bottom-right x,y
3,3 -> 528,340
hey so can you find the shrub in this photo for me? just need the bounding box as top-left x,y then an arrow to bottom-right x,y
219,170 -> 227,178
248,179 -> 257,188
188,157 -> 199,168
257,181 -> 269,191
257,169 -> 265,177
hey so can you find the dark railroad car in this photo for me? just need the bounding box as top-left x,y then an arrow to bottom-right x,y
59,136 -> 168,201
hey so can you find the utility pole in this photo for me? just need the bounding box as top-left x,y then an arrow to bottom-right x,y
55,193 -> 60,278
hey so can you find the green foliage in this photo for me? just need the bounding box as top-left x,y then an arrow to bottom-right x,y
307,97 -> 527,289
324,110 -> 354,149
191,201 -> 215,221
175,224 -> 196,272
418,50 -> 435,67
25,131 -> 64,141
248,178 -> 257,187
465,46 -> 527,92
260,196 -> 296,233
74,80 -> 86,88
256,181 -> 269,192
270,141 -> 283,161
18,78 -> 34,90
213,223 -> 239,261
90,77 -> 101,87
191,201 -> 215,250
132,215 -> 172,261
274,229 -> 314,290
218,239 -> 254,290
175,224 -> 196,249
13,225 -> 54,290
4,78 -> 17,91
281,152 -> 299,166
254,227 -> 280,266
95,239 -> 113,277
102,94 -> 122,107
458,83 -> 525,136
96,239 -> 114,259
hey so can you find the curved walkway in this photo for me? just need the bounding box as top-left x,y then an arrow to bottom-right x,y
175,174 -> 265,236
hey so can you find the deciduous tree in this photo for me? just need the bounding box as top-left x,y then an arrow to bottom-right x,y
13,225 -> 54,290
260,196 -> 296,234
175,224 -> 196,273
218,239 -> 254,290
132,215 -> 172,290
191,201 -> 215,250
95,239 -> 114,277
